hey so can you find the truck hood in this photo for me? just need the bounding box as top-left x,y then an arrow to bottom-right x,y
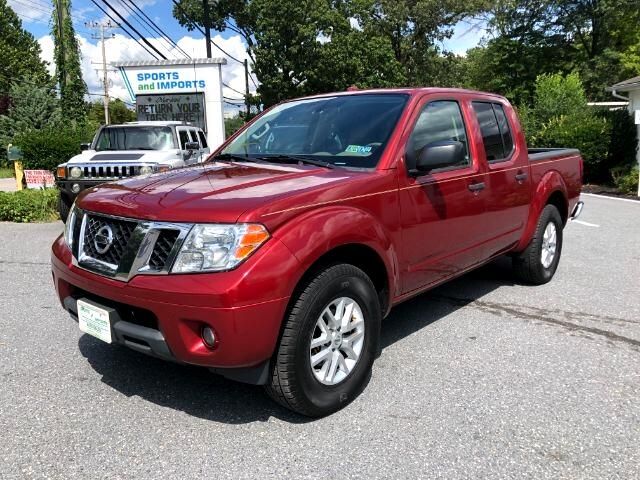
66,149 -> 181,164
76,161 -> 362,224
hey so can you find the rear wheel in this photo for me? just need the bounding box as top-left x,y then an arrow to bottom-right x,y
513,204 -> 563,284
58,194 -> 72,223
265,264 -> 381,417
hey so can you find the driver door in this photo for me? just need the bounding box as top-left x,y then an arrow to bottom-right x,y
398,97 -> 489,294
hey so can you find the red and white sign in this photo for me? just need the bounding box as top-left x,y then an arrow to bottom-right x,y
24,170 -> 55,189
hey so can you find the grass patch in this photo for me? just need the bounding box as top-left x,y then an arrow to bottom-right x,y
0,167 -> 15,179
0,188 -> 59,222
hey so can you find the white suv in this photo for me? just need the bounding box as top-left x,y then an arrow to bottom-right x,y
56,121 -> 211,221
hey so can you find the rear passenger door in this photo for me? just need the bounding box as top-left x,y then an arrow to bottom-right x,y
471,101 -> 531,256
398,98 -> 489,294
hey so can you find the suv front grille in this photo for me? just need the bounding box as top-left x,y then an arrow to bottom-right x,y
83,215 -> 137,266
73,209 -> 191,281
79,164 -> 150,180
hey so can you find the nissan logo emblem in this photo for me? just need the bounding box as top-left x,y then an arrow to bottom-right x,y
94,225 -> 114,254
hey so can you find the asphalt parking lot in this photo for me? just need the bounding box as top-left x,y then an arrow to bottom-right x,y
1,194 -> 639,479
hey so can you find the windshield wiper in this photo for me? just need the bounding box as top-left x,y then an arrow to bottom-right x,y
211,153 -> 259,163
257,154 -> 336,169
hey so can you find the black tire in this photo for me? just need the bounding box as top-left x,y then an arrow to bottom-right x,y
513,204 -> 563,285
265,264 -> 381,417
58,194 -> 72,223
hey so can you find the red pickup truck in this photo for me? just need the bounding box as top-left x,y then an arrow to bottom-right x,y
51,88 -> 583,416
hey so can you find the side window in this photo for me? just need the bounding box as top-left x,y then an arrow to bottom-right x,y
197,130 -> 208,149
472,102 -> 504,161
492,104 -> 514,156
178,129 -> 190,149
188,129 -> 198,143
407,100 -> 470,170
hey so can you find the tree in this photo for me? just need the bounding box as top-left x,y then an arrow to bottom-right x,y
87,99 -> 136,125
0,0 -> 50,113
51,0 -> 87,122
173,0 -> 486,106
0,81 -> 62,152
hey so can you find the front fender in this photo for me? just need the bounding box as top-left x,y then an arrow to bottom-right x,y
272,206 -> 399,303
515,170 -> 568,252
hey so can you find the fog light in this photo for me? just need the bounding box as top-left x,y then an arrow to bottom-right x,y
201,326 -> 217,348
71,183 -> 81,193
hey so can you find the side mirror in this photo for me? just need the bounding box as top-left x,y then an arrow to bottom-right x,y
415,140 -> 465,172
184,142 -> 200,151
80,143 -> 90,151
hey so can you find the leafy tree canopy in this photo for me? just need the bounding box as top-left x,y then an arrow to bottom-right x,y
0,0 -> 50,104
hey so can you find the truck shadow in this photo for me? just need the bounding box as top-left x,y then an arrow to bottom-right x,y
78,257 -> 516,424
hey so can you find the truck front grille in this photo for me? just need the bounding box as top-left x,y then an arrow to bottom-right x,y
73,209 -> 191,280
83,215 -> 137,266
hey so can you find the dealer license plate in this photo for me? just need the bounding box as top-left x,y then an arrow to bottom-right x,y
78,299 -> 112,344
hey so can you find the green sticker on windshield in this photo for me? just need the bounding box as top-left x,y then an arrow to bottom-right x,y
345,145 -> 372,155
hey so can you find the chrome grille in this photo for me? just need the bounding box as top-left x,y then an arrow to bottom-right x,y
73,163 -> 156,180
82,215 -> 137,266
73,209 -> 191,281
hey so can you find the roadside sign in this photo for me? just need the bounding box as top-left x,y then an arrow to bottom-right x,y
136,93 -> 207,132
7,145 -> 22,161
24,170 -> 55,189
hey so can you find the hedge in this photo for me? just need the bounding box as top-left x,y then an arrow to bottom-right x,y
0,188 -> 59,222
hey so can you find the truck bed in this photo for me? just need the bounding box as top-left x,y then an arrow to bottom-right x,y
528,148 -> 581,162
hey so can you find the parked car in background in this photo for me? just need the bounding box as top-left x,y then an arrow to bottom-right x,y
55,121 -> 210,221
51,88 -> 583,417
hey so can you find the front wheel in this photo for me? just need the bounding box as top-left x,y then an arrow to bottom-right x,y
513,204 -> 563,284
265,264 -> 381,417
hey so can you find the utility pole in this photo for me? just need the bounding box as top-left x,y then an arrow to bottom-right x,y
86,21 -> 116,124
203,0 -> 212,58
244,59 -> 250,118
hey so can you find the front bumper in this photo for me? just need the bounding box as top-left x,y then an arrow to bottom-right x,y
57,179 -> 109,201
51,234 -> 299,375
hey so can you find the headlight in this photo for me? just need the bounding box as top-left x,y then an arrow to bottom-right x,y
171,224 -> 270,273
63,202 -> 77,248
69,167 -> 82,179
139,166 -> 153,175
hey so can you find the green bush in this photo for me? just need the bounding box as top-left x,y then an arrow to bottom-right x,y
536,113 -> 611,183
612,166 -> 639,195
520,73 -> 633,184
0,188 -> 59,222
13,124 -> 95,172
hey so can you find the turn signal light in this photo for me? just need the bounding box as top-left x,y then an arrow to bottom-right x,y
234,224 -> 270,260
56,166 -> 66,179
157,165 -> 170,173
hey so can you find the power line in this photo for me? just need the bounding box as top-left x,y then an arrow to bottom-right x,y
223,83 -> 245,96
121,0 -> 192,59
117,0 -> 182,60
88,0 -> 160,60
99,0 -> 168,60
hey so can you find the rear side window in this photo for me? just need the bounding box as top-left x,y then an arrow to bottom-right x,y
493,104 -> 514,155
472,102 -> 514,162
197,130 -> 208,148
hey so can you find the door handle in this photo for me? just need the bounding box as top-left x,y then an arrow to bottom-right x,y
467,182 -> 485,192
515,172 -> 528,183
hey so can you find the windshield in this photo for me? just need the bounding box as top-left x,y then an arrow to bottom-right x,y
94,126 -> 177,151
221,94 -> 408,168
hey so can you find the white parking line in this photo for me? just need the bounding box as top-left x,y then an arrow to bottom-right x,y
572,220 -> 600,227
582,193 -> 640,204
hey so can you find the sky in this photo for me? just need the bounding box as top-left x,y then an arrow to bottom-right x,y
8,0 -> 484,110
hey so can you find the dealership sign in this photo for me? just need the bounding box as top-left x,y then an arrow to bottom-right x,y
114,58 -> 226,145
136,94 -> 206,131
